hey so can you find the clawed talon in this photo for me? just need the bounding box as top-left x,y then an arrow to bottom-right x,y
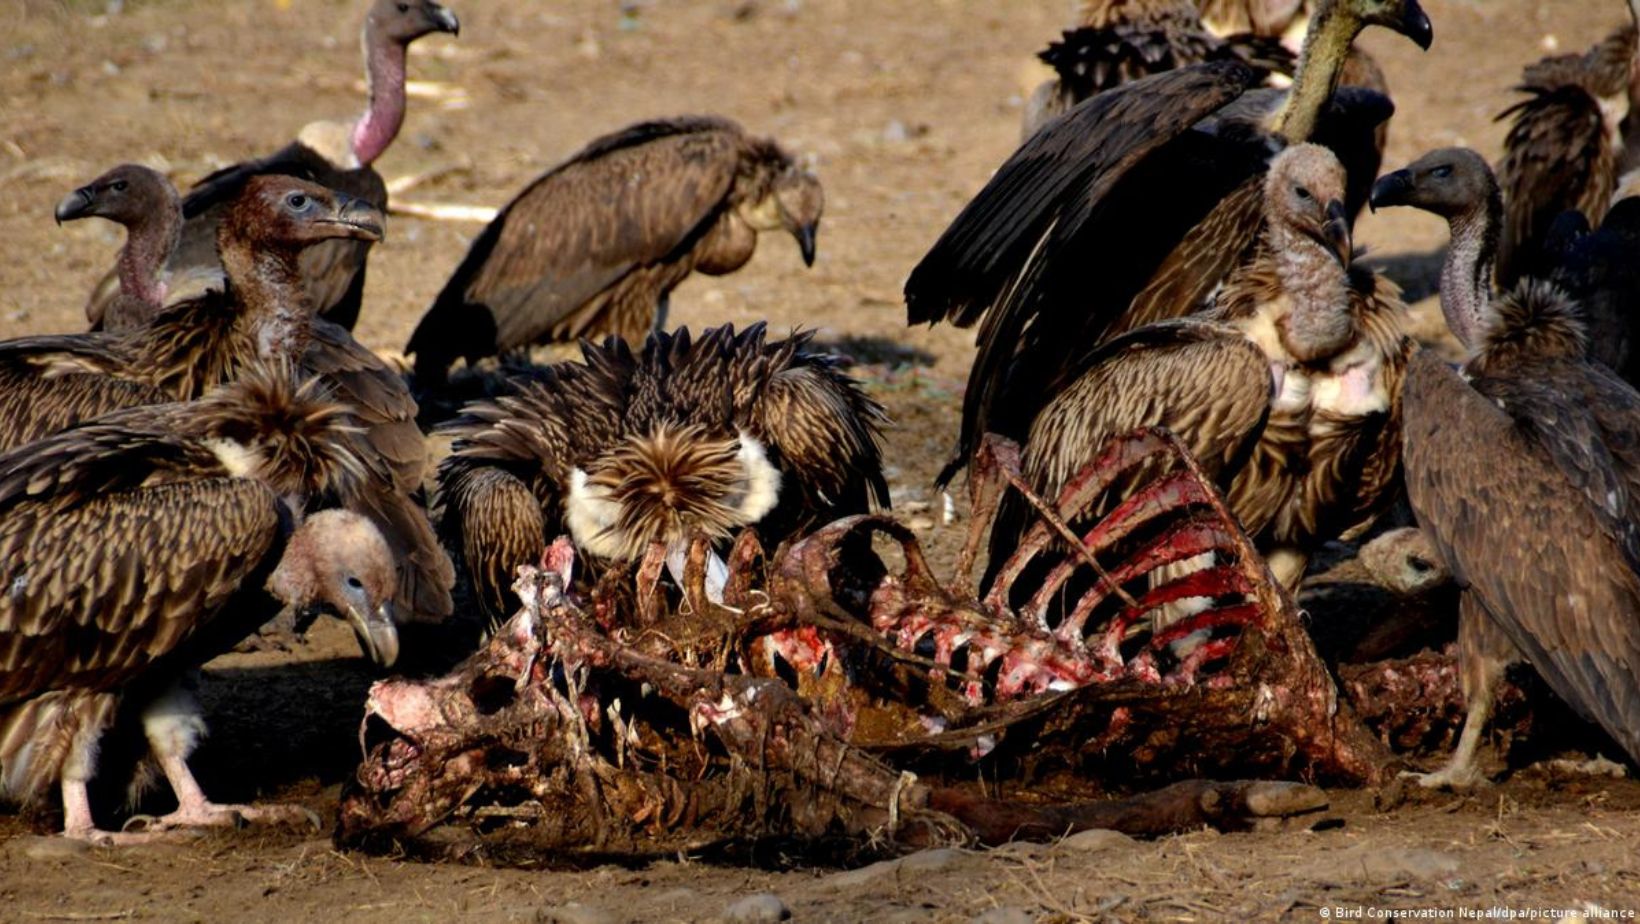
1398,767 -> 1486,791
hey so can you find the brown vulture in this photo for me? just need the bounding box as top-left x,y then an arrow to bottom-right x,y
1547,195 -> 1640,384
1371,147 -> 1640,782
989,144 -> 1408,603
1495,1 -> 1640,288
404,116 -> 825,385
1,176 -> 454,626
0,366 -> 398,842
83,0 -> 460,332
55,165 -> 182,333
905,0 -> 1430,486
434,324 -> 888,627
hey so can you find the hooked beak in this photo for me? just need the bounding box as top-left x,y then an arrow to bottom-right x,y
346,599 -> 401,669
1391,0 -> 1434,51
795,222 -> 818,267
1368,169 -> 1414,213
54,187 -> 94,225
1318,199 -> 1351,269
318,194 -> 386,243
429,2 -> 460,36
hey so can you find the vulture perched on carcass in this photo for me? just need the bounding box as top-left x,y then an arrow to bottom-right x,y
404,116 -> 825,385
434,324 -> 888,628
83,0 -> 460,332
906,0 -> 1431,487
1,175 -> 454,627
990,144 -> 1408,607
0,366 -> 398,842
55,164 -> 183,333
1371,147 -> 1640,783
1494,0 -> 1640,288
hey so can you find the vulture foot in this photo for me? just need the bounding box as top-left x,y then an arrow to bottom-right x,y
1399,765 -> 1489,791
61,826 -> 205,847
122,800 -> 322,834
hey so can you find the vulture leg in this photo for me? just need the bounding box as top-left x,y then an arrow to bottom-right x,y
1403,594 -> 1515,790
123,685 -> 320,833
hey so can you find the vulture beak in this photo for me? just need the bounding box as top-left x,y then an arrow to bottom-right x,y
346,598 -> 401,670
1393,0 -> 1434,50
1368,169 -> 1414,213
795,222 -> 818,268
1320,199 -> 1351,269
320,194 -> 386,243
54,187 -> 94,225
429,2 -> 460,36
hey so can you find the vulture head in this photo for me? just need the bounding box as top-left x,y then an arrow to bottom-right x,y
1334,0 -> 1433,50
366,0 -> 460,44
223,176 -> 386,254
269,509 -> 401,668
1358,527 -> 1450,596
567,424 -> 782,563
746,167 -> 824,268
54,164 -> 179,228
1368,147 -> 1494,219
1268,143 -> 1351,269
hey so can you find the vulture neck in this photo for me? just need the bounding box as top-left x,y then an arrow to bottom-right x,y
218,236 -> 313,360
1277,4 -> 1359,142
1439,190 -> 1503,353
119,208 -> 181,311
1266,222 -> 1353,361
352,27 -> 408,167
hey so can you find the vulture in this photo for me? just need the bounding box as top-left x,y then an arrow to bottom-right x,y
84,0 -> 460,332
435,324 -> 888,627
1495,0 -> 1640,288
1,176 -> 454,626
1370,147 -> 1640,781
906,0 -> 1431,486
1022,0 -> 1296,138
404,116 -> 825,385
55,165 -> 182,333
0,366 -> 399,841
992,144 -> 1409,597
1545,196 -> 1640,385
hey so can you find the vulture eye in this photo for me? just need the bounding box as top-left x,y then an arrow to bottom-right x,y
1294,186 -> 1312,201
111,180 -> 129,192
1431,165 -> 1453,179
286,193 -> 311,210
345,575 -> 365,590
1408,556 -> 1435,574
396,2 -> 410,10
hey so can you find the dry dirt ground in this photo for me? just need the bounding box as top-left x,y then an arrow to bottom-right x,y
4,0 -> 1640,920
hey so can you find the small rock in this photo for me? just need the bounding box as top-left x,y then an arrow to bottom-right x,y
972,909 -> 1034,924
1303,846 -> 1460,885
899,846 -> 966,873
822,856 -> 902,889
538,902 -> 620,924
1058,828 -> 1135,853
721,892 -> 790,923
11,836 -> 90,861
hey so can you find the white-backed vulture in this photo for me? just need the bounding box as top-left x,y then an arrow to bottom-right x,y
905,0 -> 1430,486
1,176 -> 454,625
1371,146 -> 1640,782
0,367 -> 398,842
991,144 -> 1408,601
404,116 -> 824,385
1495,0 -> 1640,288
435,324 -> 888,627
84,0 -> 460,332
55,165 -> 182,333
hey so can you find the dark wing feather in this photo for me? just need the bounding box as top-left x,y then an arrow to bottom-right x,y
406,119 -> 746,376
0,479 -> 283,704
1496,82 -> 1615,288
1404,351 -> 1640,763
1551,199 -> 1640,383
437,464 -> 545,629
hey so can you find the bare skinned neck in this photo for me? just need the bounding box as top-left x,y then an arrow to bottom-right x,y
1277,4 -> 1358,142
351,30 -> 408,167
218,235 -> 313,359
118,208 -> 181,309
1266,222 -> 1353,361
1439,193 -> 1502,352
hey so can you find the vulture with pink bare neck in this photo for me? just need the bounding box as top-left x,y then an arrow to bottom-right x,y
83,0 -> 459,333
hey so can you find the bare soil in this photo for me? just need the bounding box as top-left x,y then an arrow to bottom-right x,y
3,0 -> 1639,920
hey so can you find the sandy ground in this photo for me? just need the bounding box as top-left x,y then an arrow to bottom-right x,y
3,0 -> 1640,920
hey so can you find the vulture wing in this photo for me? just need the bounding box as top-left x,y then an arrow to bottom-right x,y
1403,350 -> 1640,763
406,118 -> 747,374
1550,199 -> 1640,383
1496,80 -> 1615,288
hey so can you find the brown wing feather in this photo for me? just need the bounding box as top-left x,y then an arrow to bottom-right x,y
1404,351 -> 1640,762
407,119 -> 748,374
1497,81 -> 1616,287
0,479 -> 283,704
1118,175 -> 1264,340
438,465 -> 545,629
